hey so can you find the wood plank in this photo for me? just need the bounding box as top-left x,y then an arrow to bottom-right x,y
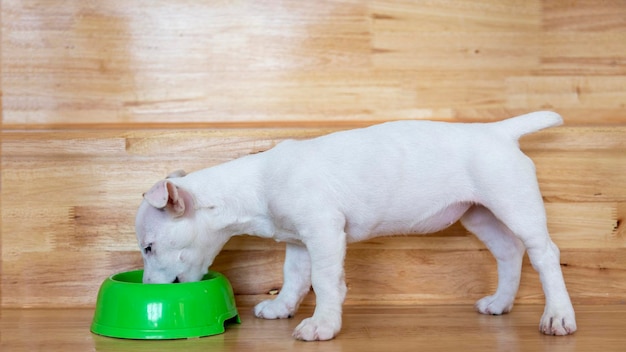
229,248 -> 626,307
372,32 -> 540,72
2,306 -> 626,351
520,126 -> 626,151
371,0 -> 541,32
539,33 -> 626,75
2,201 -> 620,254
0,251 -> 141,307
3,250 -> 623,307
3,0 -> 626,127
1,0 -> 370,126
3,125 -> 626,154
2,0 -> 626,312
2,126 -> 625,307
2,239 -> 626,310
543,0 -> 626,32
533,150 -> 626,202
3,128 -> 624,205
506,76 -> 626,111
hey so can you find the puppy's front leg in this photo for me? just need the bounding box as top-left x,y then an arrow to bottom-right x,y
293,232 -> 347,341
254,243 -> 312,319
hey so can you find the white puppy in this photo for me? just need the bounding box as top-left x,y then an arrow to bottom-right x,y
135,111 -> 576,341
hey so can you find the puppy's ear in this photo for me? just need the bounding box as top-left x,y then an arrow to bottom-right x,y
143,180 -> 193,217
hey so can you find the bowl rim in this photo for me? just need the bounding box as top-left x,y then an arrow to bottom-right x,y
108,269 -> 219,286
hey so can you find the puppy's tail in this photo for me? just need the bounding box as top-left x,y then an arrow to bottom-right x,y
492,111 -> 563,140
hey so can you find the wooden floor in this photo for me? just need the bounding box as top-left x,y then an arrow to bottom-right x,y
2,304 -> 626,351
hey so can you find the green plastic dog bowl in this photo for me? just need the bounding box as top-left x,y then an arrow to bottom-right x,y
90,269 -> 240,339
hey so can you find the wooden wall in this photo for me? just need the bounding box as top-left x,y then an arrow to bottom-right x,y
1,0 -> 625,308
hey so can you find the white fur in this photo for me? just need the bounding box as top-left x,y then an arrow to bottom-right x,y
135,111 -> 577,341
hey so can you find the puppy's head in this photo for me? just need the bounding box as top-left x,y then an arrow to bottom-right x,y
135,177 -> 227,284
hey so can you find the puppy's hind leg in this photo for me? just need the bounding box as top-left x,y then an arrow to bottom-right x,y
254,243 -> 312,319
479,158 -> 577,335
489,201 -> 577,335
461,205 -> 525,315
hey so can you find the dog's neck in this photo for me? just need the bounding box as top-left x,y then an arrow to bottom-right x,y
178,154 -> 275,240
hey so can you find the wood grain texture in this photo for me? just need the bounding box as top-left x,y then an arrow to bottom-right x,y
1,0 -> 626,311
2,0 -> 625,127
2,306 -> 626,351
1,127 -> 625,307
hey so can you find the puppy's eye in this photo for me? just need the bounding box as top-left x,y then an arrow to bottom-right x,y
143,244 -> 153,254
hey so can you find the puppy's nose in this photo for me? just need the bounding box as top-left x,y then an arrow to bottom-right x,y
172,277 -> 180,283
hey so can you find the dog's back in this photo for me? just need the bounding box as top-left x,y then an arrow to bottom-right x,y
262,112 -> 562,242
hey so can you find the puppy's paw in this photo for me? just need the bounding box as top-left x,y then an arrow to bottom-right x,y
539,307 -> 577,335
254,299 -> 295,320
293,316 -> 340,341
475,295 -> 514,315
